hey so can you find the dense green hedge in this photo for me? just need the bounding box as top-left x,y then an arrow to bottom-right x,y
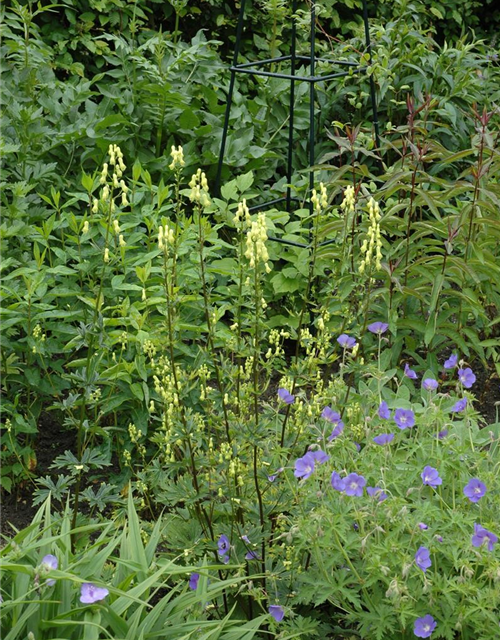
26,0 -> 500,75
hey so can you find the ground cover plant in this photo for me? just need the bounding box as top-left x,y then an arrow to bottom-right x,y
1,0 -> 500,638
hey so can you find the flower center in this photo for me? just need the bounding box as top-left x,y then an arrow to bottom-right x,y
423,625 -> 430,632
424,476 -> 430,482
350,482 -> 357,490
474,487 -> 481,493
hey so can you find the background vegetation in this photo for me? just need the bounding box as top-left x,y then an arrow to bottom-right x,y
1,0 -> 499,638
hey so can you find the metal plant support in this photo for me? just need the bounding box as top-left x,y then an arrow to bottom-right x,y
215,0 -> 381,249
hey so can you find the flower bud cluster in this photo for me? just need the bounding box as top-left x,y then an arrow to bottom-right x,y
142,339 -> 157,361
233,198 -> 251,227
169,145 -> 185,171
158,224 -> 175,253
218,442 -> 233,463
99,146 -> 128,207
189,169 -> 211,207
128,422 -> 146,459
340,185 -> 355,214
244,212 -> 270,272
265,328 -> 289,359
359,197 -> 383,274
198,364 -> 211,401
311,182 -> 328,214
299,327 -> 314,356
153,357 -> 180,435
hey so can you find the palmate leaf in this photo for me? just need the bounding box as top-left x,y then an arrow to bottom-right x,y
352,603 -> 397,640
50,448 -> 111,474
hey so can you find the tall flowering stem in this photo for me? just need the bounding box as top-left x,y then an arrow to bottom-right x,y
244,210 -> 271,589
359,197 -> 384,335
280,183 -> 326,447
189,170 -> 232,444
233,199 -> 251,412
158,210 -> 213,542
71,145 -> 127,545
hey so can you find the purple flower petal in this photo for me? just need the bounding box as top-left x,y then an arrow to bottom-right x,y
337,334 -> 357,349
245,551 -> 260,560
451,397 -> 467,413
444,353 -> 458,369
458,367 -> 476,389
309,449 -> 330,464
328,423 -> 345,440
404,363 -> 418,380
294,452 -> 316,480
269,605 -> 285,622
421,466 -> 442,488
366,486 -> 387,501
378,401 -> 391,420
394,408 -> 415,429
472,524 -> 497,552
463,478 -> 486,503
218,534 -> 230,556
189,573 -> 200,590
423,378 -> 438,391
437,429 -> 448,440
344,473 -> 366,497
368,322 -> 389,335
414,614 -> 437,638
277,388 -> 295,404
80,583 -> 109,604
373,433 -> 394,445
331,471 -> 345,492
41,554 -> 58,587
321,406 -> 342,424
418,522 -> 428,530
415,546 -> 432,572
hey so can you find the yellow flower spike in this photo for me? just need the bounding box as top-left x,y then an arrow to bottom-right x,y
82,220 -> 90,234
320,182 -> 328,209
104,247 -> 110,263
101,185 -> 109,201
113,173 -> 119,188
119,234 -> 126,247
92,198 -> 99,213
188,168 -> 211,206
169,145 -> 185,170
340,185 -> 356,213
113,219 -> 120,234
100,167 -> 108,185
121,193 -> 128,207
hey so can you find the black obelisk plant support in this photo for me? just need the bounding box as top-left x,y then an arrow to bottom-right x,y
216,0 -> 381,248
